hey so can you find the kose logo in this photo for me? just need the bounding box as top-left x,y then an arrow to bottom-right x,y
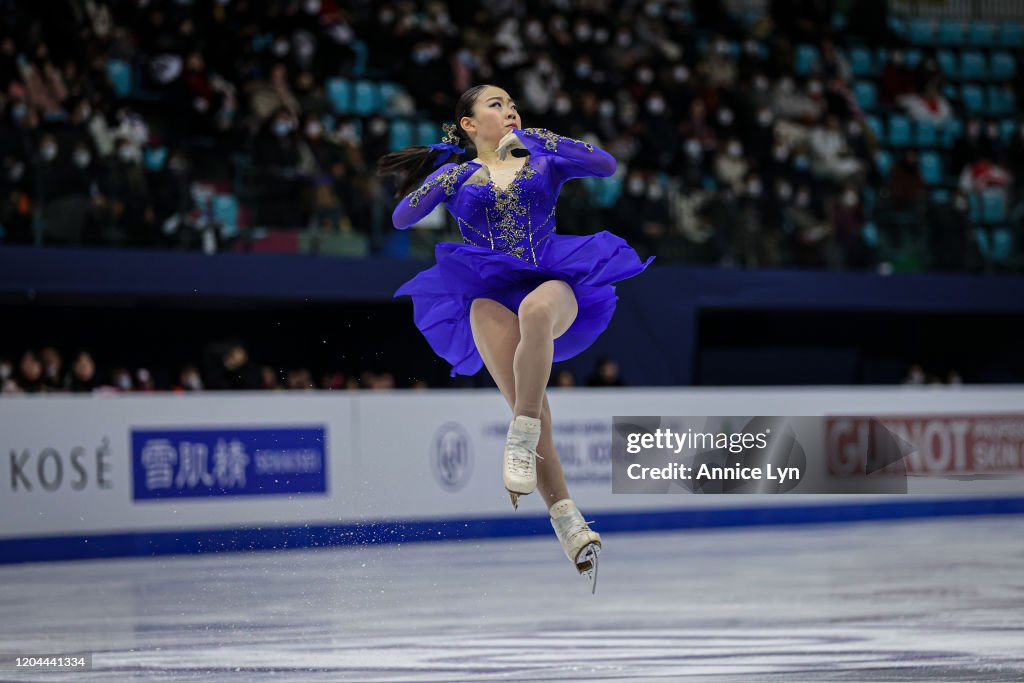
8,438 -> 114,492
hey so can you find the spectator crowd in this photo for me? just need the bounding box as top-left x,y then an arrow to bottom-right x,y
0,343 -> 628,394
0,0 -> 1021,271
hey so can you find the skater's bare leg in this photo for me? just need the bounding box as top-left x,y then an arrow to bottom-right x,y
512,280 -> 578,419
470,297 -> 570,508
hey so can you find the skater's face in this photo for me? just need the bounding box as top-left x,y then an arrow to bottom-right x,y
460,86 -> 521,152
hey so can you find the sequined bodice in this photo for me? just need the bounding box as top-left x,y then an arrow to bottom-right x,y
393,128 -> 616,266
417,156 -> 557,266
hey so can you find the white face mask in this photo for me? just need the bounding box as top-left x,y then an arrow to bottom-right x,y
673,65 -> 689,83
118,146 -> 135,162
117,375 -> 132,390
685,140 -> 702,159
773,145 -> 789,162
305,121 -> 323,138
842,191 -> 858,207
554,98 -> 571,114
747,180 -> 762,196
598,101 -> 614,117
777,182 -> 792,200
717,108 -> 734,126
754,76 -> 769,92
0,363 -> 11,379
636,67 -> 653,84
757,109 -> 773,126
41,143 -> 58,161
646,98 -> 666,115
73,150 -> 91,168
727,142 -> 742,158
628,177 -> 645,195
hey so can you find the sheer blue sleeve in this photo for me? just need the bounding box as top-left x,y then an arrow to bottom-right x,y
514,128 -> 617,183
392,162 -> 476,230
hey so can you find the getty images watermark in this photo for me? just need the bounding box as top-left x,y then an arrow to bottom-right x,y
612,416 -> 924,494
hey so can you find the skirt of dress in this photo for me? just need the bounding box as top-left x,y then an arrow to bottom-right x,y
394,230 -> 655,377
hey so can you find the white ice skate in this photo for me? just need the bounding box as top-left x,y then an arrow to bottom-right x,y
549,498 -> 602,594
503,415 -> 543,510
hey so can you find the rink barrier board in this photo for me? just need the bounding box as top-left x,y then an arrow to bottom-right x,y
3,389 -> 1024,564
2,496 -> 1023,565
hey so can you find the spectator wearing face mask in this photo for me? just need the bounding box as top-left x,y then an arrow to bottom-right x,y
809,115 -> 864,184
928,192 -> 974,271
174,364 -> 204,392
701,36 -> 738,88
66,351 -> 98,393
714,138 -> 748,193
245,63 -> 300,124
786,184 -> 831,267
831,186 -> 869,268
252,108 -> 302,227
17,350 -> 45,393
38,346 -> 63,391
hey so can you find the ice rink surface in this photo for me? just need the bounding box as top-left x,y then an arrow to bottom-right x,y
2,514 -> 1023,682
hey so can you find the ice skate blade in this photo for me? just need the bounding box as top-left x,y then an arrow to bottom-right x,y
576,543 -> 600,594
507,490 -> 519,510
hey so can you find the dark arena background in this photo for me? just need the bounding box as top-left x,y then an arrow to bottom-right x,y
1,0 -> 1023,681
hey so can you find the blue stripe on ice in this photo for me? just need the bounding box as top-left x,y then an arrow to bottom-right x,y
3,497 -> 1023,564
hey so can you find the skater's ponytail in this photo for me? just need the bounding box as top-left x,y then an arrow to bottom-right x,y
377,85 -> 490,199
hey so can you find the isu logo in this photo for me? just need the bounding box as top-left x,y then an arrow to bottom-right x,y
430,423 -> 474,491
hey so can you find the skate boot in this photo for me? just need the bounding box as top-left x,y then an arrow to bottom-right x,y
503,415 -> 543,510
549,498 -> 602,594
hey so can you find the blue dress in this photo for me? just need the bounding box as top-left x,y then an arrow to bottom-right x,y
392,127 -> 654,377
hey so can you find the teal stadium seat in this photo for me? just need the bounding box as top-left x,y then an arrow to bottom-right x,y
959,51 -> 986,81
794,44 -> 820,76
960,84 -> 985,114
415,121 -> 437,147
849,47 -> 874,77
875,149 -> 893,179
888,115 -> 911,147
862,222 -> 880,247
941,118 -> 962,148
1000,119 -> 1017,142
905,48 -> 923,68
106,59 -> 133,97
969,22 -> 996,46
981,189 -> 1007,224
937,20 -> 964,46
919,152 -> 943,185
866,114 -> 884,141
998,23 -> 1023,47
909,19 -> 934,45
991,51 -> 1016,80
389,120 -> 413,151
986,86 -> 1014,116
853,81 -> 877,110
352,80 -> 378,116
937,50 -> 957,78
915,120 -> 937,147
326,78 -> 351,114
213,194 -> 240,239
143,146 -> 167,171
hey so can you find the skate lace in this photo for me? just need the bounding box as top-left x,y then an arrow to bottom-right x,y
506,435 -> 544,476
554,514 -> 596,545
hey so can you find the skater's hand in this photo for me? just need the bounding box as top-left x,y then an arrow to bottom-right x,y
496,129 -> 527,161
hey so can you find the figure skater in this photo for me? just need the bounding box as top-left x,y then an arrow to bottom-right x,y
378,85 -> 653,591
